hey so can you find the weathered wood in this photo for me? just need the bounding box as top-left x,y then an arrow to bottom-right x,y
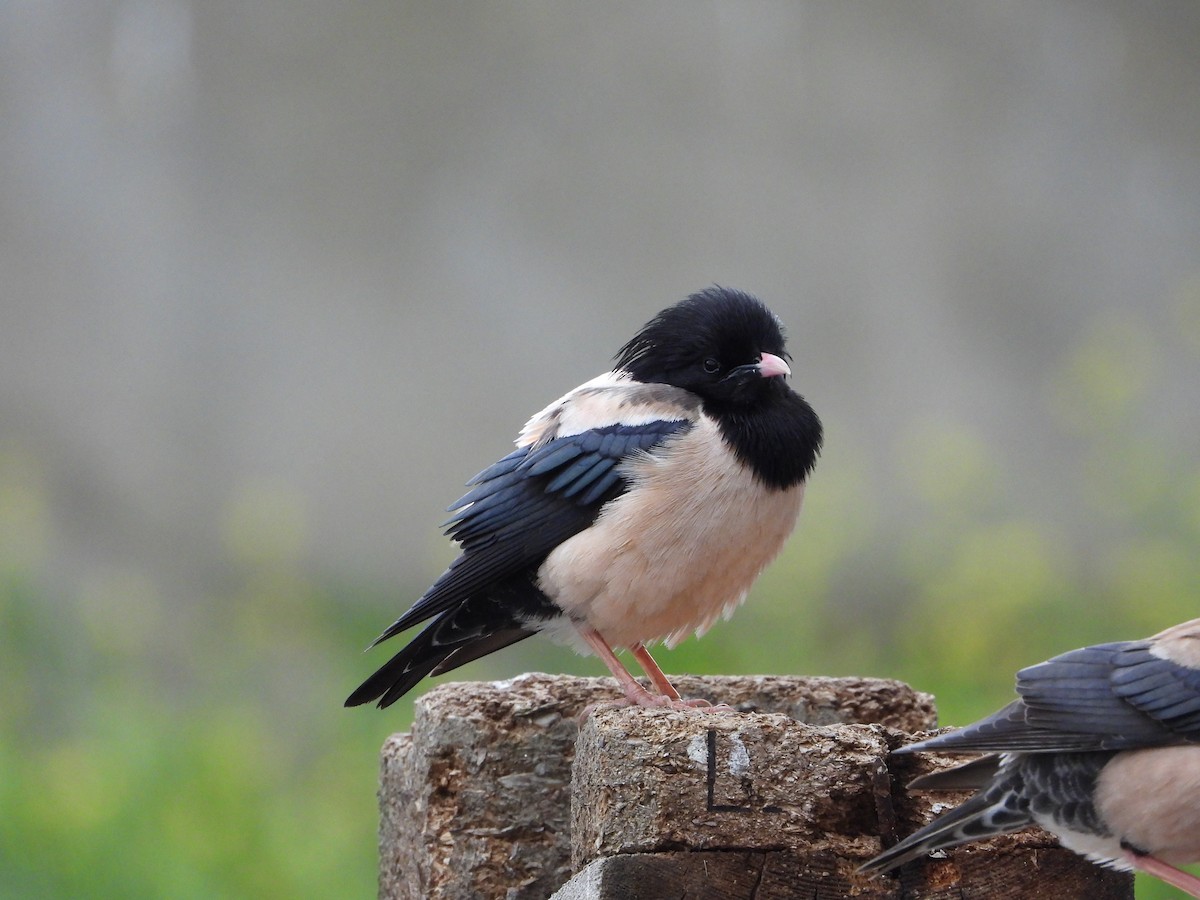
378,673 -> 1131,899
378,672 -> 935,899
550,852 -> 784,900
569,708 -> 890,873
555,846 -> 1132,900
379,674 -> 595,900
563,708 -> 1133,898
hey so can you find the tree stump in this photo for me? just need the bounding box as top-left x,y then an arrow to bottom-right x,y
376,673 -> 1133,899
564,708 -> 1132,899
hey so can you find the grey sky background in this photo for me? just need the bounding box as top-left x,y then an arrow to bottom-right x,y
4,1 -> 1200,620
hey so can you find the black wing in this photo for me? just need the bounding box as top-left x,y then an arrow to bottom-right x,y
1109,642 -> 1200,739
344,417 -> 693,708
370,417 -> 692,645
906,754 -> 1004,791
899,639 -> 1200,755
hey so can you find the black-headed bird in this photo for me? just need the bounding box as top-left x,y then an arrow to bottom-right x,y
860,618 -> 1200,898
345,287 -> 822,711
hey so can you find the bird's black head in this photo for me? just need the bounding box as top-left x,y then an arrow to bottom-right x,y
615,286 -> 791,410
615,286 -> 822,489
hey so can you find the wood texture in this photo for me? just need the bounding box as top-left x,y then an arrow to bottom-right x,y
563,710 -> 1133,898
376,672 -> 1130,899
555,847 -> 1133,900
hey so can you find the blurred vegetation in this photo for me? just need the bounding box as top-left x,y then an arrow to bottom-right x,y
3,298 -> 1199,897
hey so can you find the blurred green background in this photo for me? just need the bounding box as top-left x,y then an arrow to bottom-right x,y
3,2 -> 1200,898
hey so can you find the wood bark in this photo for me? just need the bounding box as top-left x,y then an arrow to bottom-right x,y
376,673 -> 1130,899
563,708 -> 1132,898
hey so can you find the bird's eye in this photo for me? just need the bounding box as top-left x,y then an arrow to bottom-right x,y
703,357 -> 721,374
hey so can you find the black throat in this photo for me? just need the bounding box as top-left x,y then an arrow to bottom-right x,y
710,389 -> 823,490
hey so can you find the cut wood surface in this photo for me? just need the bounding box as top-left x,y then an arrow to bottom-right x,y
376,673 -> 1131,900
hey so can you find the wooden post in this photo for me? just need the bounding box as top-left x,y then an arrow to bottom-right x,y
376,673 -> 1133,899
564,709 -> 1132,899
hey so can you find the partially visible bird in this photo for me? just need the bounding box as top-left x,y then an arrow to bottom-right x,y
345,287 -> 822,711
860,618 -> 1200,898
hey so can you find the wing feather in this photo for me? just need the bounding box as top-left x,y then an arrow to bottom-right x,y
899,638 -> 1200,756
369,416 -> 693,646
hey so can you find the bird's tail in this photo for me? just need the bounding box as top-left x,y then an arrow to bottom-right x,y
905,754 -> 1003,791
858,776 -> 1031,875
344,623 -> 450,708
345,609 -> 535,709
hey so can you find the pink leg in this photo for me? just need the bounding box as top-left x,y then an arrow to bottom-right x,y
1125,852 -> 1200,899
578,627 -> 730,713
629,643 -> 720,708
629,643 -> 682,700
578,627 -> 669,707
